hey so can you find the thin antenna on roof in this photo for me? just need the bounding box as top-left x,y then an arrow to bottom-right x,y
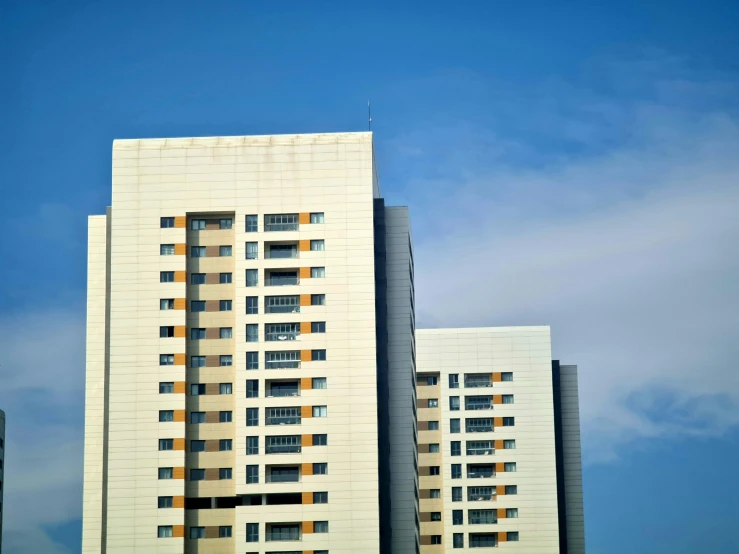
368,100 -> 372,131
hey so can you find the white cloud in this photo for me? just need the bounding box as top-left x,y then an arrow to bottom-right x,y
0,309 -> 85,552
389,57 -> 739,462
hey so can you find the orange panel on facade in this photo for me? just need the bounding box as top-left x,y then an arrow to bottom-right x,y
300,294 -> 311,306
494,417 -> 504,427
173,496 -> 185,508
174,243 -> 186,255
300,350 -> 312,362
173,381 -> 186,394
301,405 -> 313,419
499,533 -> 508,543
302,463 -> 313,476
301,434 -> 313,447
174,216 -> 187,228
302,491 -> 313,504
174,271 -> 187,283
299,212 -> 311,224
303,521 -> 314,534
299,267 -> 311,279
495,462 -> 505,473
300,322 -> 311,334
172,525 -> 185,537
493,395 -> 503,405
173,298 -> 186,310
173,410 -> 185,423
173,438 -> 185,451
299,240 -> 311,251
300,377 -> 312,390
496,485 -> 506,496
494,439 -> 505,450
173,467 -> 185,479
173,354 -> 186,366
498,508 -> 507,518
492,372 -> 502,382
174,326 -> 186,338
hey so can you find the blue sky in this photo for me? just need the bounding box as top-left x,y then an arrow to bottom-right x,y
1,1 -> 739,552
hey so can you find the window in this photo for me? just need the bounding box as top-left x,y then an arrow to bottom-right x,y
246,324 -> 259,342
428,421 -> 439,431
246,269 -> 258,287
218,326 -> 233,339
191,273 -> 206,285
190,384 -> 206,396
245,214 -> 258,232
501,372 -> 513,382
191,219 -> 206,230
191,300 -> 206,312
246,352 -> 259,370
429,443 -> 440,453
311,349 -> 326,361
430,489 -> 441,498
246,523 -> 259,542
504,507 -> 519,519
467,486 -> 495,501
190,440 -> 205,452
312,405 -> 328,417
504,462 -> 517,472
310,239 -> 325,251
160,217 -> 175,228
314,520 -> 329,533
157,526 -> 173,538
159,382 -> 174,394
429,466 -> 440,476
246,380 -> 259,398
426,376 -> 438,386
243,406 -> 258,427
451,441 -> 461,456
313,492 -> 328,504
191,328 -> 205,340
310,267 -> 325,278
313,433 -> 328,446
190,356 -> 205,368
449,373 -> 459,388
158,467 -> 173,479
504,440 -> 516,449
220,272 -> 232,284
220,218 -> 232,230
313,462 -> 328,474
452,510 -> 463,525
507,531 -> 520,541
431,512 -> 442,521
265,213 -> 298,232
466,418 -> 493,433
503,394 -> 514,404
449,396 -> 460,411
219,245 -> 232,257
159,354 -> 174,366
453,533 -> 464,548
503,417 -> 515,426
219,526 -> 233,538
468,509 -> 497,524
311,294 -> 326,305
312,377 -> 327,389
465,396 -> 492,410
191,246 -> 206,258
427,399 -> 438,408
160,271 -> 174,283
220,355 -> 233,366
450,419 -> 460,433
158,496 -> 173,508
452,487 -> 462,502
431,536 -> 442,545
190,527 -> 205,539
160,244 -> 175,255
246,296 -> 258,314
219,468 -> 233,480
245,242 -> 258,260
160,299 -> 175,310
220,299 -> 232,311
247,436 -> 259,455
451,464 -> 462,479
505,485 -> 518,495
159,410 -> 174,422
220,439 -> 233,451
220,382 -> 232,394
265,435 -> 302,454
159,326 -> 175,338
467,440 -> 493,456
219,411 -> 233,423
158,439 -> 173,451
310,212 -> 324,223
246,464 -> 259,484
311,321 -> 326,333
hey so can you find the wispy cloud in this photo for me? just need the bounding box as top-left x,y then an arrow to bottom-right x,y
0,309 -> 85,552
383,54 -> 739,462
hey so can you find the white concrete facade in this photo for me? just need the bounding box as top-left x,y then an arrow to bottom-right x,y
416,327 -> 576,553
83,132 -> 418,554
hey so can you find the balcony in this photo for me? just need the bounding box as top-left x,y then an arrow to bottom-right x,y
266,324 -> 300,342
267,526 -> 300,541
265,295 -> 301,314
467,465 -> 495,479
266,467 -> 300,483
465,374 -> 493,388
266,271 -> 299,287
265,214 -> 299,232
468,511 -> 498,525
265,243 -> 299,259
265,351 -> 301,370
266,408 -> 301,426
466,442 -> 494,456
465,396 -> 493,411
265,443 -> 302,454
467,488 -> 495,502
466,419 -> 493,433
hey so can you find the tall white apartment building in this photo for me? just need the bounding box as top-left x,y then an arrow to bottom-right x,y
83,132 -> 418,554
415,327 -> 585,553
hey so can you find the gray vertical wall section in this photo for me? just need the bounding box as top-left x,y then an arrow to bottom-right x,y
384,206 -> 419,554
559,365 -> 586,553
